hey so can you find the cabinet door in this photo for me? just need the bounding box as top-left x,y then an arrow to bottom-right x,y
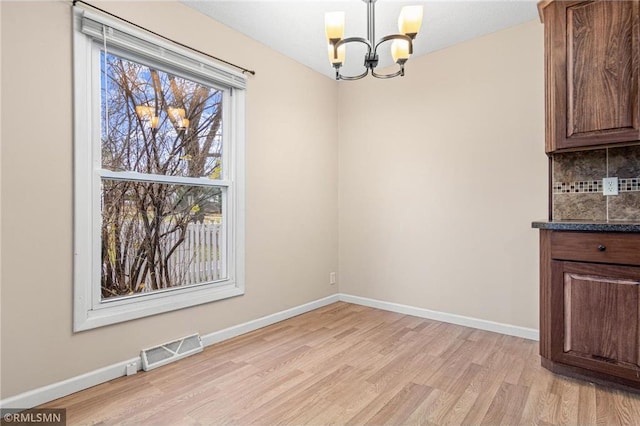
551,261 -> 640,381
545,1 -> 640,152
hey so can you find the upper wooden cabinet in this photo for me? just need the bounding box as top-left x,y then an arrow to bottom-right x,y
541,1 -> 640,153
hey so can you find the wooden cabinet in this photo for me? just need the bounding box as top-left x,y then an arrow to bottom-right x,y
551,261 -> 640,381
540,230 -> 640,388
541,1 -> 640,152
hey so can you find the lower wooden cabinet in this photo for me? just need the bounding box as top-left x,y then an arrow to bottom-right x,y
540,230 -> 640,388
552,261 -> 640,380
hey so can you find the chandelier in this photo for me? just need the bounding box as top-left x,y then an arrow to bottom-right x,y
325,0 -> 423,80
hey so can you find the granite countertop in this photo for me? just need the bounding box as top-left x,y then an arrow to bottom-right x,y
532,220 -> 640,233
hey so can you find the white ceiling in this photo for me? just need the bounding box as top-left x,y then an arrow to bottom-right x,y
182,0 -> 539,80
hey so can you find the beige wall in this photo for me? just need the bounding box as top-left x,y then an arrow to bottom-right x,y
338,20 -> 546,330
0,1 -> 338,398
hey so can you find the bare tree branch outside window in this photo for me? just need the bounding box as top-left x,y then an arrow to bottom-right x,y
100,52 -> 225,300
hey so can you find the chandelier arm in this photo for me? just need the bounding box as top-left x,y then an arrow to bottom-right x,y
334,37 -> 375,79
335,37 -> 373,52
336,68 -> 370,81
371,66 -> 404,79
372,33 -> 413,56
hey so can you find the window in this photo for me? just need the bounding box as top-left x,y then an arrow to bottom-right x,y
73,8 -> 246,331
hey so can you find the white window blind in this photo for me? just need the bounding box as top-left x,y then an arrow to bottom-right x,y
79,10 -> 247,90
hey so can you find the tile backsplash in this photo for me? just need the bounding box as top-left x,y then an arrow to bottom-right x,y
552,145 -> 640,221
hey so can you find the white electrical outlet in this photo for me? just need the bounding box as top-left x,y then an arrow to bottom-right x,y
329,272 -> 336,285
603,177 -> 619,196
126,362 -> 138,376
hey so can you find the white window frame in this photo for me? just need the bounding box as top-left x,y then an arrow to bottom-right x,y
73,8 -> 246,331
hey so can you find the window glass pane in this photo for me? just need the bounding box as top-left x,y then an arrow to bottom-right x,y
101,51 -> 223,179
101,179 -> 224,300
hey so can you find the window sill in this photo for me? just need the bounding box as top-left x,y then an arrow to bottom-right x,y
74,282 -> 244,332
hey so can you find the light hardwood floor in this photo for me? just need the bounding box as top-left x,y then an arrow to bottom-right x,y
41,302 -> 640,425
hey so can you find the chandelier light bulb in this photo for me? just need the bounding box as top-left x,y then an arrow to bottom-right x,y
325,11 -> 345,42
135,105 -> 155,120
391,39 -> 410,63
398,5 -> 423,38
168,107 -> 186,120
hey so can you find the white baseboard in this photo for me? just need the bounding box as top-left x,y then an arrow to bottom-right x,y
0,294 -> 339,410
0,357 -> 142,410
200,294 -> 339,347
338,293 -> 539,341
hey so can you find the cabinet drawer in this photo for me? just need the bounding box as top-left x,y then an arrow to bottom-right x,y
551,232 -> 640,266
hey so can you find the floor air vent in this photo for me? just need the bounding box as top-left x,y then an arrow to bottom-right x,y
141,333 -> 203,371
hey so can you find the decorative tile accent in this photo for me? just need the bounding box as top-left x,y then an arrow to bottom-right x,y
553,180 -> 602,194
619,177 -> 640,192
553,177 -> 640,194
